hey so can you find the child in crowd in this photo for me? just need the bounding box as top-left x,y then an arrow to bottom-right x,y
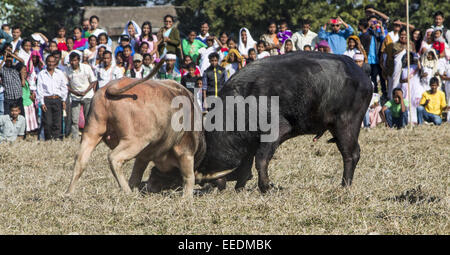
181,62 -> 198,94
381,88 -> 409,129
417,77 -> 449,125
196,77 -> 206,113
53,26 -> 67,51
281,39 -> 296,54
115,34 -> 135,57
115,52 -> 126,74
256,40 -> 270,59
97,33 -> 109,46
316,40 -> 332,53
277,20 -> 292,53
343,35 -> 366,60
221,49 -> 243,80
125,53 -> 150,79
143,53 -> 155,71
83,35 -> 98,66
139,41 -> 150,55
246,48 -> 257,65
420,48 -> 439,91
179,55 -> 200,77
303,45 -> 312,51
122,45 -> 134,70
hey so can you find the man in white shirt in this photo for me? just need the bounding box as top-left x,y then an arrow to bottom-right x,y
36,55 -> 68,140
198,36 -> 219,75
66,52 -> 97,138
11,26 -> 22,53
291,19 -> 319,51
97,51 -> 123,88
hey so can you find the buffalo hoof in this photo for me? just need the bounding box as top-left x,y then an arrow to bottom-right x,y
258,181 -> 272,193
341,179 -> 353,187
259,182 -> 283,193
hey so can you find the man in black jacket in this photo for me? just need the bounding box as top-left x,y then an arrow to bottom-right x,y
202,52 -> 226,98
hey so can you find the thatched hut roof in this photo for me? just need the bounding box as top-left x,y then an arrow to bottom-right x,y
81,5 -> 179,37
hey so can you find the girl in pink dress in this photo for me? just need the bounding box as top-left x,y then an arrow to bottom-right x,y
135,21 -> 159,61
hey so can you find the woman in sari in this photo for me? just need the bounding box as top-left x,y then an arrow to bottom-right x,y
238,27 -> 257,59
157,15 -> 180,59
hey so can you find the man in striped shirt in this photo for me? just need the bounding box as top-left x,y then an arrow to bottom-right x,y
0,51 -> 25,116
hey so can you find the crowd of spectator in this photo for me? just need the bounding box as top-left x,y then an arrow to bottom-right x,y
0,5 -> 449,142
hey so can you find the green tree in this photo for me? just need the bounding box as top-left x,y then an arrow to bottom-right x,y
0,0 -> 42,36
172,0 -> 450,39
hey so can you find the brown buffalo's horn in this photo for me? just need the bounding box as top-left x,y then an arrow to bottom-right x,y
194,168 -> 235,181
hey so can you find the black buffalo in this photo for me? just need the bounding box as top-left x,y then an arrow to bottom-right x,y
147,51 -> 372,193
196,51 -> 372,192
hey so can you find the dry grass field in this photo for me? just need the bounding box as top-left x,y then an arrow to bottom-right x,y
0,124 -> 448,235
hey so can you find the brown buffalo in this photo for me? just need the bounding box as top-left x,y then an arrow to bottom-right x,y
65,61 -> 231,197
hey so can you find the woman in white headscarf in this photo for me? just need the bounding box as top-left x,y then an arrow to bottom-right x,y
120,20 -> 142,50
420,48 -> 440,90
238,27 -> 257,59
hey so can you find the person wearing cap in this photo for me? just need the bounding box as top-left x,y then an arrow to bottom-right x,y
318,16 -> 354,55
353,53 -> 371,77
353,52 -> 375,128
115,34 -> 135,57
158,54 -> 181,82
125,53 -> 150,79
344,35 -> 367,60
65,52 -> 97,139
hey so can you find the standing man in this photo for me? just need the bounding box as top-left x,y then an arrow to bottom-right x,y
431,11 -> 449,44
0,50 -> 25,115
291,19 -> 319,51
197,21 -> 219,48
202,52 -> 226,98
36,55 -> 68,140
361,16 -> 386,98
318,16 -> 354,55
10,26 -> 22,53
81,19 -> 91,39
66,52 -> 97,139
364,5 -> 389,28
